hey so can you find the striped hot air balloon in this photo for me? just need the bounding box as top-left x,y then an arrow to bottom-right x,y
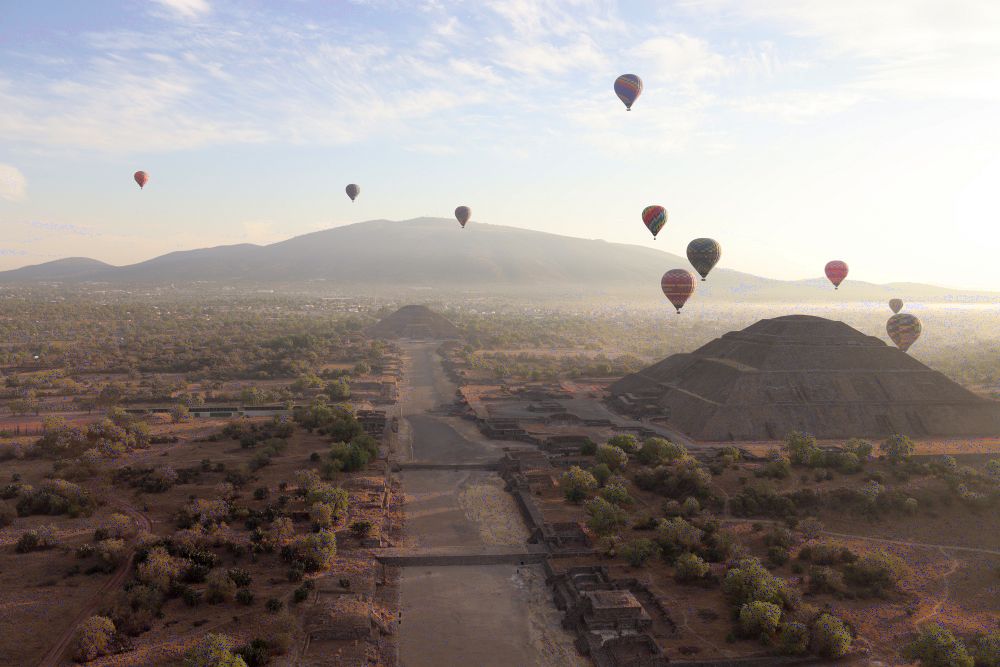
687,238 -> 721,281
889,298 -> 903,314
642,205 -> 667,239
345,184 -> 360,201
614,74 -> 643,110
661,269 -> 696,313
887,313 -> 921,352
455,206 -> 471,228
134,171 -> 149,189
825,260 -> 848,289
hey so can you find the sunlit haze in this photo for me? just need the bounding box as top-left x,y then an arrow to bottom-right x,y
2,0 -> 999,289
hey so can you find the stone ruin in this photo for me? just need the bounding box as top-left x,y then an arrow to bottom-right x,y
367,304 -> 461,340
611,314 -> 1000,440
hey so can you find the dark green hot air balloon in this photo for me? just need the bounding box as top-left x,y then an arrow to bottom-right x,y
686,238 -> 721,281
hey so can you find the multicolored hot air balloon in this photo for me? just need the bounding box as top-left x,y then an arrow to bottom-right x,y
887,313 -> 921,352
642,205 -> 667,239
614,74 -> 643,111
134,171 -> 149,189
661,269 -> 695,314
687,238 -> 721,281
825,260 -> 848,289
889,298 -> 903,314
345,184 -> 360,202
455,206 -> 471,228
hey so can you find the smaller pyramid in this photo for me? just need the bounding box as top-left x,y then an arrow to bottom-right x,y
368,305 -> 461,340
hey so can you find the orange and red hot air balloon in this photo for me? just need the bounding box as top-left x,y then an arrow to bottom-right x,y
825,260 -> 848,289
134,171 -> 149,189
661,269 -> 696,314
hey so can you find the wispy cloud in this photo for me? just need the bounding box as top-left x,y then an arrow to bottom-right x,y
0,164 -> 27,201
152,0 -> 211,19
24,221 -> 100,237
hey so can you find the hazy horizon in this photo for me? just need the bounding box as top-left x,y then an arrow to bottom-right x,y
2,1 -> 999,290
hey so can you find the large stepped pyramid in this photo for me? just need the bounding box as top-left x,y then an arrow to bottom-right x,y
610,315 -> 1000,440
368,305 -> 461,340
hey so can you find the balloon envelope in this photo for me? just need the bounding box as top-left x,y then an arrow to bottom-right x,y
614,74 -> 643,110
661,269 -> 696,313
455,206 -> 471,228
134,171 -> 149,189
825,260 -> 848,289
887,313 -> 921,352
642,205 -> 667,239
345,184 -> 360,201
889,298 -> 903,314
687,238 -> 721,280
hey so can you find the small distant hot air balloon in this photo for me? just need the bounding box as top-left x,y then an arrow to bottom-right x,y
614,74 -> 643,111
134,171 -> 149,189
661,269 -> 696,314
889,298 -> 903,314
455,206 -> 471,228
825,260 -> 848,289
642,205 -> 667,239
887,313 -> 921,352
687,238 -> 721,281
345,184 -> 360,202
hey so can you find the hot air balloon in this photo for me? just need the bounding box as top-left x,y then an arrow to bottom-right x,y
455,206 -> 471,228
825,260 -> 848,289
887,313 -> 921,352
889,298 -> 903,314
614,74 -> 643,111
687,238 -> 721,281
345,184 -> 360,202
661,269 -> 696,313
642,205 -> 667,239
134,171 -> 149,189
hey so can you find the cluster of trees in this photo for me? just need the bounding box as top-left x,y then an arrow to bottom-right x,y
903,625 -> 999,667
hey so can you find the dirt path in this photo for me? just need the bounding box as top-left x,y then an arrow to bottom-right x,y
912,547 -> 960,628
38,504 -> 151,667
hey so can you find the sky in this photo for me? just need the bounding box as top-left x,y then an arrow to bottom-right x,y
1,0 -> 999,289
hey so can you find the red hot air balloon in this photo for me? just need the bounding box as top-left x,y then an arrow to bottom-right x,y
134,171 -> 149,189
454,206 -> 471,228
825,260 -> 848,289
661,269 -> 696,313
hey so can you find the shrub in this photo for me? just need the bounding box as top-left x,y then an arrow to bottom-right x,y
600,482 -> 632,506
971,631 -> 999,666
808,566 -> 846,595
236,638 -> 270,667
253,487 -> 270,501
228,568 -> 252,587
291,530 -> 337,572
777,621 -> 810,655
265,598 -> 284,613
681,496 -> 700,516
881,434 -> 915,463
621,539 -> 659,567
767,546 -> 790,567
844,549 -> 908,596
137,546 -> 182,591
584,497 -> 628,536
723,558 -> 788,608
184,633 -> 247,667
17,479 -> 94,517
798,517 -> 823,540
844,438 -> 874,460
903,624 -> 973,667
236,588 -> 255,605
560,466 -> 598,503
73,615 -> 117,662
674,552 -> 710,583
309,502 -> 334,529
595,444 -> 628,471
95,513 -> 135,540
739,601 -> 781,639
579,439 -> 597,455
638,438 -> 686,465
784,432 -> 820,466
607,434 -> 639,453
656,517 -> 704,561
96,538 -> 127,568
590,463 -> 612,486
293,586 -> 310,603
811,613 -> 852,658
0,503 -> 14,528
764,526 -> 793,549
205,569 -> 237,604
350,520 -> 372,538
16,525 -> 59,553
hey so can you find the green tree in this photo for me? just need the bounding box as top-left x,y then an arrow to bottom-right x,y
560,466 -> 597,503
723,558 -> 788,608
584,496 -> 628,536
73,615 -> 117,662
674,552 -> 710,583
811,613 -> 852,658
637,437 -> 686,465
784,431 -> 820,466
620,539 -> 659,567
880,434 -> 915,463
184,633 -> 248,667
171,404 -> 191,423
739,601 -> 782,639
595,444 -> 628,471
903,625 -> 974,667
777,622 -> 810,655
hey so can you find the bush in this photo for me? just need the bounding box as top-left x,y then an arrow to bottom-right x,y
73,615 -> 117,662
309,502 -> 334,529
600,482 -> 632,506
137,546 -> 182,591
590,463 -> 612,486
184,633 -> 247,667
844,549 -> 908,596
638,438 -> 686,465
265,598 -> 284,613
739,601 -> 781,639
798,517 -> 823,540
764,526 -> 793,549
16,525 -> 59,553
881,434 -> 915,463
767,546 -> 790,567
236,588 -> 255,605
811,613 -> 851,658
656,517 -> 704,561
607,434 -> 639,453
777,621 -> 810,655
971,631 -> 999,666
595,444 -> 628,471
621,539 -> 659,567
723,558 -> 788,608
584,497 -> 628,536
579,439 -> 597,456
291,530 -> 337,572
350,520 -> 372,538
844,438 -> 874,460
560,466 -> 598,503
236,638 -> 271,667
784,432 -> 820,466
293,585 -> 310,603
903,624 -> 973,667
205,569 -> 237,604
674,551 -> 710,583
807,566 -> 846,595
95,512 -> 135,540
